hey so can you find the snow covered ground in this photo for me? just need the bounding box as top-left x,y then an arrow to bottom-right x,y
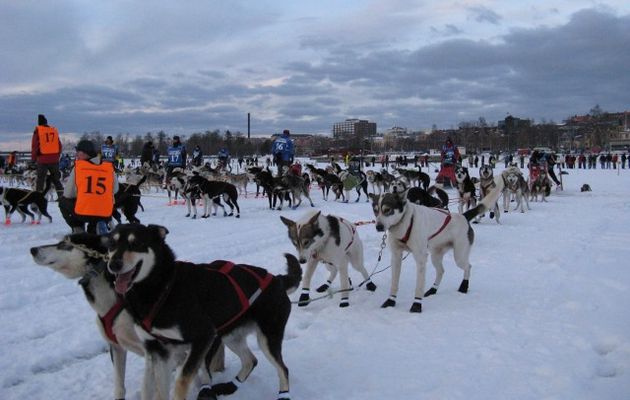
1,163 -> 629,400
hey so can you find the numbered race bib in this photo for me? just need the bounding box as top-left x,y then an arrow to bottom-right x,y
74,160 -> 114,217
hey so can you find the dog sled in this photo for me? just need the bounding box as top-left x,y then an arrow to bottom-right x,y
528,161 -> 545,186
435,163 -> 457,188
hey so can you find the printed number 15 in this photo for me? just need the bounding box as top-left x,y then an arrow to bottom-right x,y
85,176 -> 106,195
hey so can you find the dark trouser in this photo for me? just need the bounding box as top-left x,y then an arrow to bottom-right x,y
276,159 -> 290,176
59,197 -> 111,233
36,163 -> 64,194
547,167 -> 561,185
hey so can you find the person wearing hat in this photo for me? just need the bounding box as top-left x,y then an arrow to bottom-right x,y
272,129 -> 294,176
100,136 -> 119,166
165,135 -> 187,185
31,114 -> 64,196
140,140 -> 154,167
59,139 -> 119,234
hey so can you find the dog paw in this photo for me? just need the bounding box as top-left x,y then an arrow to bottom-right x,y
424,287 -> 437,297
409,302 -> 422,313
197,386 -> 218,400
235,215 -> 240,218
381,298 -> 396,308
315,283 -> 330,293
185,213 -> 190,217
365,281 -> 377,292
211,382 -> 238,396
458,279 -> 469,293
202,215 -> 209,219
298,293 -> 310,306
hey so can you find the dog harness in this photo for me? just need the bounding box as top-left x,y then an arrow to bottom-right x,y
399,216 -> 415,244
141,261 -> 274,339
399,209 -> 452,244
428,209 -> 452,240
99,296 -> 125,344
339,218 -> 357,252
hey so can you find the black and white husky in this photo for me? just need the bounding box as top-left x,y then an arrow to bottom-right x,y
368,176 -> 504,313
106,224 -> 301,400
29,233 -> 224,400
185,174 -> 241,218
280,211 -> 377,307
0,186 -> 53,224
454,166 -> 477,217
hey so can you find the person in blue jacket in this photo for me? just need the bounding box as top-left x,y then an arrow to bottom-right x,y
165,136 -> 186,186
217,147 -> 230,170
100,136 -> 118,164
272,129 -> 294,176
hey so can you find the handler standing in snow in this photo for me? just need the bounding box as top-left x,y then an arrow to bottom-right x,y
272,129 -> 294,176
31,114 -> 64,196
59,140 -> 118,234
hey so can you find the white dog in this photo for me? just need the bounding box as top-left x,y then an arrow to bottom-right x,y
369,176 -> 504,313
280,210 -> 377,307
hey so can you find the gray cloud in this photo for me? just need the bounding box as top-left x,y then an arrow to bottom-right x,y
467,6 -> 503,25
1,6 -> 629,149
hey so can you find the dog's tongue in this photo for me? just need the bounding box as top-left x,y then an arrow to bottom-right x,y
114,268 -> 135,294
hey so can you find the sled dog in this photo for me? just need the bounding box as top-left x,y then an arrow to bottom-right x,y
281,211 -> 377,307
368,176 -> 504,313
106,224 -> 301,400
29,233 -> 225,400
478,165 -> 501,223
454,166 -> 478,217
501,166 -> 530,213
0,186 -> 53,224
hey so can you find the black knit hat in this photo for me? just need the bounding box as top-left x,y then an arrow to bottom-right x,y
75,140 -> 97,158
38,114 -> 48,125
283,129 -> 290,135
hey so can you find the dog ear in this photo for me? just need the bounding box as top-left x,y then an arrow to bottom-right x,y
147,224 -> 169,240
307,211 -> 321,226
279,216 -> 295,228
368,193 -> 379,203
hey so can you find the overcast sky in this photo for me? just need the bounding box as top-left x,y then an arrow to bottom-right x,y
1,0 -> 629,150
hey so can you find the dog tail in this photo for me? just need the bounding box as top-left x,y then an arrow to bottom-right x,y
427,185 -> 449,209
280,253 -> 302,295
463,176 -> 504,222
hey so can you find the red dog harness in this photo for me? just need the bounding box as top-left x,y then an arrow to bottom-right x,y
428,209 -> 451,241
213,261 -> 274,333
99,296 -> 125,344
141,261 -> 274,338
399,209 -> 452,244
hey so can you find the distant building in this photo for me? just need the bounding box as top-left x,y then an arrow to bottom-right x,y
332,119 -> 376,139
498,115 -> 532,134
384,126 -> 408,136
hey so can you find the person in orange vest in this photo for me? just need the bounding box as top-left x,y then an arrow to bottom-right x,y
59,140 -> 119,234
31,114 -> 64,196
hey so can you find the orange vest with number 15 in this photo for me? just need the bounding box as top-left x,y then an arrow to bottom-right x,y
36,126 -> 60,155
74,160 -> 114,217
